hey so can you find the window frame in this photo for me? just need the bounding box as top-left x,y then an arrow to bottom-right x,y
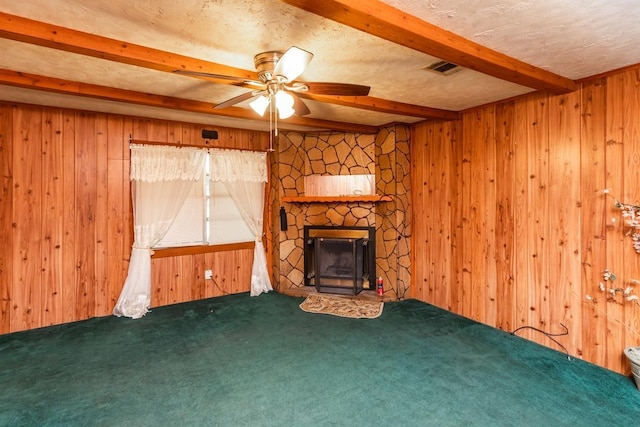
132,142 -> 264,257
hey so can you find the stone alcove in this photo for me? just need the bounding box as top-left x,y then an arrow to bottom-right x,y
268,126 -> 411,300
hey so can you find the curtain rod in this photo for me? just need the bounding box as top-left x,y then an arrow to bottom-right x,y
129,138 -> 270,153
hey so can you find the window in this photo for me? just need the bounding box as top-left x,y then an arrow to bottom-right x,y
153,153 -> 253,249
209,181 -> 254,244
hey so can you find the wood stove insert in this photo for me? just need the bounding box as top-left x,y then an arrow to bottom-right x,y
304,226 -> 376,295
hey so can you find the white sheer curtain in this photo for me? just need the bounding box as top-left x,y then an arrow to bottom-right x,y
210,148 -> 272,296
113,144 -> 207,318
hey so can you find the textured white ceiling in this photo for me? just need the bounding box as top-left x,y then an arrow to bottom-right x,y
0,0 -> 638,131
384,0 -> 640,79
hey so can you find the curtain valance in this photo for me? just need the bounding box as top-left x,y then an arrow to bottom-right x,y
130,144 -> 207,182
209,148 -> 268,183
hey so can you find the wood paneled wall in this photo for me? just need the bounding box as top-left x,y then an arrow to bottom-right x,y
411,66 -> 640,374
0,101 -> 268,334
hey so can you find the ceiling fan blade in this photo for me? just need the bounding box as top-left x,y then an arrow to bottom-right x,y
174,70 -> 265,88
214,90 -> 264,110
303,82 -> 371,96
291,93 -> 311,116
273,46 -> 313,82
174,69 -> 245,82
235,80 -> 267,91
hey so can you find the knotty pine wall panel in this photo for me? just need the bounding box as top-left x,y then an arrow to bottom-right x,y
449,119 -> 464,315
604,72 -> 628,373
61,111 -> 77,324
94,115 -> 110,317
434,121 -> 453,312
410,122 -> 431,302
580,78 -> 607,368
623,69 -> 640,368
106,115 -> 128,317
525,93 -> 551,343
0,101 -> 268,334
0,105 -> 13,333
13,105 -> 43,332
548,90 -> 583,358
41,109 -> 65,326
494,101 -> 516,333
511,97 -> 530,339
412,66 -> 640,374
74,112 -> 98,322
0,104 -> 13,331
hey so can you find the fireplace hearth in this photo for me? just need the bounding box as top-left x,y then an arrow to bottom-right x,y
304,226 -> 376,295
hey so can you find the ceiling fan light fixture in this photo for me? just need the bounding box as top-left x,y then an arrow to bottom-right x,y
278,105 -> 295,120
275,91 -> 295,119
249,95 -> 270,116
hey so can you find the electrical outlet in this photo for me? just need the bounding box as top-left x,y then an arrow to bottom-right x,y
204,269 -> 213,280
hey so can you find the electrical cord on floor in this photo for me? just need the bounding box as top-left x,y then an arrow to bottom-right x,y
511,323 -> 572,361
211,277 -> 230,296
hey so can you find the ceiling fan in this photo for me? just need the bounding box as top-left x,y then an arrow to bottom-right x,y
175,46 -> 371,119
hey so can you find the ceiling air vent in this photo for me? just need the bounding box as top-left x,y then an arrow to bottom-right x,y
422,60 -> 461,75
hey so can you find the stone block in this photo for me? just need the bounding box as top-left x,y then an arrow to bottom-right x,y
335,205 -> 351,216
279,163 -> 292,177
292,151 -> 305,172
287,268 -> 305,287
289,132 -> 305,148
355,217 -> 370,227
280,239 -> 297,260
288,246 -> 304,269
307,204 -> 328,217
279,149 -> 295,167
307,211 -> 328,225
326,208 -> 346,226
329,133 -> 345,147
344,212 -> 357,225
381,169 -> 394,184
326,163 -> 341,175
378,153 -> 391,170
323,145 -> 339,164
281,176 -> 297,190
351,206 -> 372,219
380,137 -> 395,155
308,147 -> 323,160
335,140 -> 350,164
310,159 -> 326,174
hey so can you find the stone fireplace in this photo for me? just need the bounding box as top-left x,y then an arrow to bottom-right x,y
268,126 -> 411,300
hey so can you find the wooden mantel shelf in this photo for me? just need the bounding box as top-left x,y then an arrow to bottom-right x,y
281,195 -> 394,203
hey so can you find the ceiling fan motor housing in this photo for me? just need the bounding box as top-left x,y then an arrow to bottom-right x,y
254,51 -> 284,83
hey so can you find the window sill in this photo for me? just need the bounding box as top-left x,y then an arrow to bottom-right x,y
151,242 -> 255,258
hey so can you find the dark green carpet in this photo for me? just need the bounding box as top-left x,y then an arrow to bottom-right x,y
1,292 -> 639,426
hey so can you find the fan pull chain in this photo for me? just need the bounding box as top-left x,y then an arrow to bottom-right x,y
274,97 -> 278,137
269,96 -> 277,152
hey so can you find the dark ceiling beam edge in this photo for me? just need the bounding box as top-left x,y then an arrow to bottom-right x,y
0,69 -> 379,134
0,11 -> 453,121
282,0 -> 578,95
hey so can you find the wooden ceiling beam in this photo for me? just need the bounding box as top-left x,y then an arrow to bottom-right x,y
0,69 -> 379,134
0,11 -> 458,122
0,11 -> 256,81
282,0 -> 578,94
300,93 -> 460,121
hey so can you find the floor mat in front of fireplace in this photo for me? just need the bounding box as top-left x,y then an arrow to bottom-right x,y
299,293 -> 383,319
